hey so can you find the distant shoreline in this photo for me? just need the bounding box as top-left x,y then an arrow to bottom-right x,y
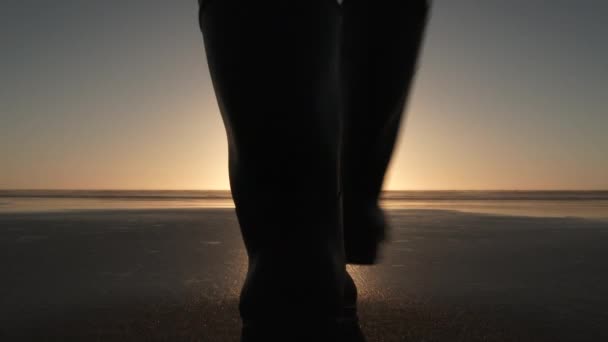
2,190 -> 607,218
1,189 -> 607,201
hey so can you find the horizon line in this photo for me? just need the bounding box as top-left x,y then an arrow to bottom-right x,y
1,189 -> 607,192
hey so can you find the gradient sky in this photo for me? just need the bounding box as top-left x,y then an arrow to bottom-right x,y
1,0 -> 606,190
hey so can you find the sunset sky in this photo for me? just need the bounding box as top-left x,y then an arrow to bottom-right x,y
1,0 -> 607,190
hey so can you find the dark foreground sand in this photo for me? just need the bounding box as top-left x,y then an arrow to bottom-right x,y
1,209 -> 607,341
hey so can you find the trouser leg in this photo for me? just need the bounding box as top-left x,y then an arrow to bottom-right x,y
199,0 -> 345,339
340,0 -> 430,264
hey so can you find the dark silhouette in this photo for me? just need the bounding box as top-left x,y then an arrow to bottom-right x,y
199,0 -> 429,340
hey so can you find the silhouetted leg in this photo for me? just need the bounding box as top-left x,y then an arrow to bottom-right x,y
199,0 -> 346,340
340,0 -> 430,264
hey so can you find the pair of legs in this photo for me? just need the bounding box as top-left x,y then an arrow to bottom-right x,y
199,0 -> 428,340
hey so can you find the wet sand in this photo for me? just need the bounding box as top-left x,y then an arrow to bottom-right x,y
1,209 -> 607,341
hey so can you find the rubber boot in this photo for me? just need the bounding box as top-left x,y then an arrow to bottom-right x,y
340,0 -> 430,265
199,0 -> 347,340
343,271 -> 366,341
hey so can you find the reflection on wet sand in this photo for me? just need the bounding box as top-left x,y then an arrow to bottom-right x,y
1,208 -> 607,341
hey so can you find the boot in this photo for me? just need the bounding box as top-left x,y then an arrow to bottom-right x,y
340,0 -> 430,265
343,271 -> 366,341
199,0 -> 347,340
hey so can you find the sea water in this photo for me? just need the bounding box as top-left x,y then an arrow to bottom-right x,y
0,190 -> 607,219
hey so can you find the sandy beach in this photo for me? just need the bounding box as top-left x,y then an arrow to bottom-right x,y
1,208 -> 607,341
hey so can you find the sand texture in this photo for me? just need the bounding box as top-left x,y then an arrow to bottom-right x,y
1,209 -> 607,341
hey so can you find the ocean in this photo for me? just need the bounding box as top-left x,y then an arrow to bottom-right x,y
1,190 -> 607,219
